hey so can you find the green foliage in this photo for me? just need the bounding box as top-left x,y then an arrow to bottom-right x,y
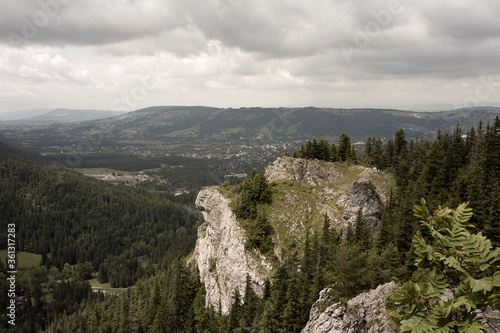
0,153 -> 200,284
4,118 -> 500,332
0,152 -> 203,331
293,134 -> 356,163
231,171 -> 274,255
243,211 -> 274,254
208,257 -> 217,273
392,199 -> 500,332
232,170 -> 272,220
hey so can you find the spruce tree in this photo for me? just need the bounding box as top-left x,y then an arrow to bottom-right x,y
354,209 -> 371,251
330,142 -> 338,162
317,139 -> 331,161
338,133 -> 351,162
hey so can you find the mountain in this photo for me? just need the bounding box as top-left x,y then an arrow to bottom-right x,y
193,157 -> 393,314
0,108 -> 125,124
0,108 -> 51,121
3,106 -> 500,138
93,105 -> 500,142
0,132 -> 42,162
0,147 -> 202,330
8,117 -> 499,331
4,105 -> 500,163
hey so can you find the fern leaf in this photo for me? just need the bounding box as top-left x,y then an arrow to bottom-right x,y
400,315 -> 435,333
471,277 -> 494,293
456,318 -> 486,333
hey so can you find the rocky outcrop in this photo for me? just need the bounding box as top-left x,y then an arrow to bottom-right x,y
302,281 -> 500,333
481,307 -> 500,332
193,157 -> 392,314
341,182 -> 384,234
265,156 -> 343,186
266,157 -> 389,239
302,282 -> 398,333
194,188 -> 272,315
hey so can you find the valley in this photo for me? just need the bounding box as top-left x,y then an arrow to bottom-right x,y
0,106 -> 499,332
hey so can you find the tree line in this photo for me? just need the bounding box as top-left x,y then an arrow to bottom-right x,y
0,152 -> 203,330
1,116 -> 499,331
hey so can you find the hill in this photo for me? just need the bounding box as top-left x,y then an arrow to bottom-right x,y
6,117 -> 500,332
0,108 -> 125,124
0,108 -> 51,121
0,149 -> 201,284
74,105 -> 500,141
3,106 -> 500,153
193,157 -> 394,314
0,132 -> 43,162
2,105 -> 499,184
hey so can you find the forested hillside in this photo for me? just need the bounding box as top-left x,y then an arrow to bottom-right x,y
0,152 -> 201,331
1,116 -> 499,332
295,118 -> 500,247
22,117 -> 498,332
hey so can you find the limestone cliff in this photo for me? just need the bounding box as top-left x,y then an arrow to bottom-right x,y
193,157 -> 393,315
265,157 -> 392,259
302,282 -> 398,333
194,188 -> 272,315
302,282 -> 500,333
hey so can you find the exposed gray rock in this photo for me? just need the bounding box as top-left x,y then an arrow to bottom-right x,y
194,157 -> 392,315
342,182 -> 385,234
194,188 -> 272,315
302,282 -> 398,333
265,156 -> 342,186
266,157 -> 389,238
302,282 -> 500,333
481,307 -> 500,332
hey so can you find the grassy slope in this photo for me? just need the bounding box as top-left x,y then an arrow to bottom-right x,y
0,250 -> 41,269
265,160 -> 394,261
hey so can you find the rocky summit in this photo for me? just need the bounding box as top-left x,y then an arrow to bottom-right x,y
194,188 -> 272,315
302,282 -> 398,333
193,156 -> 393,315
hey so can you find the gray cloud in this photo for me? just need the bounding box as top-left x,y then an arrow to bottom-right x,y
0,0 -> 499,112
0,0 -> 188,47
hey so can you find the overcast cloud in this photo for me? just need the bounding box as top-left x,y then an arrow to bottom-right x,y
0,0 -> 499,113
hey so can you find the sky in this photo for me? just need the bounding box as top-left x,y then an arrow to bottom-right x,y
0,0 -> 499,114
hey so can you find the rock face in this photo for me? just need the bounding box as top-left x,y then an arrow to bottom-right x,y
302,282 -> 398,333
193,157 -> 392,314
194,188 -> 272,315
266,157 -> 388,239
265,156 -> 343,186
302,281 -> 500,333
482,307 -> 500,332
342,182 -> 385,234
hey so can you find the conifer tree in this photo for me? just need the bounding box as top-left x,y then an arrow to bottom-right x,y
317,139 -> 331,161
363,137 -> 373,166
330,142 -> 338,162
354,209 -> 371,250
371,137 -> 384,168
338,133 -> 351,162
331,243 -> 368,300
228,288 -> 242,332
242,275 -> 259,329
282,275 -> 303,332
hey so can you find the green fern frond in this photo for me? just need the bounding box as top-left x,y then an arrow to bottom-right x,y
394,200 -> 500,332
400,315 -> 435,333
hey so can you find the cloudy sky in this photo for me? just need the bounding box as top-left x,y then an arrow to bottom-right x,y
0,0 -> 499,114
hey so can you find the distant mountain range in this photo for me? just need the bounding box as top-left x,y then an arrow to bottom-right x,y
0,108 -> 52,121
2,106 -> 500,155
94,105 -> 500,142
0,108 -> 126,124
